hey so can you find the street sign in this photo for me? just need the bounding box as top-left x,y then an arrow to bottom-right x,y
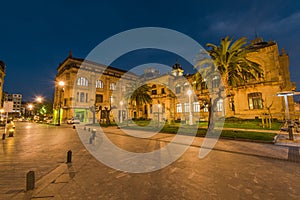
3,101 -> 13,112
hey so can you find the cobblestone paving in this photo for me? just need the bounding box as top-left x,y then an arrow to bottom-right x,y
1,123 -> 300,199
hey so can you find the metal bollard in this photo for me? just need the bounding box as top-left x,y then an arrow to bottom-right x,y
67,150 -> 72,163
88,128 -> 90,132
26,171 -> 35,191
89,136 -> 93,144
92,129 -> 96,139
2,133 -> 5,140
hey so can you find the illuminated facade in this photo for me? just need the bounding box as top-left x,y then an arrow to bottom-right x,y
54,38 -> 296,123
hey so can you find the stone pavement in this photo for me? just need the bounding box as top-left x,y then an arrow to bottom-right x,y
3,123 -> 300,199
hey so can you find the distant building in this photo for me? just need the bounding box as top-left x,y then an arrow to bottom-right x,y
0,61 -> 6,107
4,93 -> 22,115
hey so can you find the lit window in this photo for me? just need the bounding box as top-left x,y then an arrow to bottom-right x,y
184,103 -> 190,112
77,77 -> 88,86
217,99 -> 223,112
176,103 -> 182,113
212,76 -> 220,88
110,83 -> 116,90
96,80 -> 103,88
248,92 -> 263,110
176,84 -> 181,94
193,102 -> 200,112
184,82 -> 189,91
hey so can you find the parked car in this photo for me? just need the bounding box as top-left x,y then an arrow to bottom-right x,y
67,117 -> 80,124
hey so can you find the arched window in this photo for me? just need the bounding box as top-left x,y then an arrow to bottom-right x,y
77,77 -> 88,86
110,82 -> 116,90
176,84 -> 181,94
96,80 -> 103,88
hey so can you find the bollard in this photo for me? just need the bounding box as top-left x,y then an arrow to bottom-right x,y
67,150 -> 72,163
2,133 -> 5,140
73,125 -> 75,129
26,171 -> 35,191
88,128 -> 90,132
92,129 -> 96,139
89,136 -> 93,144
84,126 -> 86,130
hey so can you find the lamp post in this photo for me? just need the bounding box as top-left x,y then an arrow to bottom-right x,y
277,91 -> 294,140
157,104 -> 161,127
120,101 -> 123,123
187,89 -> 193,125
28,104 -> 33,116
57,81 -> 65,126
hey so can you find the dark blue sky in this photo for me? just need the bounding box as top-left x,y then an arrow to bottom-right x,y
1,0 -> 300,101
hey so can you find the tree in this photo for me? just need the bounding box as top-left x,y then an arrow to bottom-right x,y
125,81 -> 152,119
195,36 -> 262,130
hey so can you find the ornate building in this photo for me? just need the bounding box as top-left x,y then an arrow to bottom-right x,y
53,52 -> 137,124
54,38 -> 296,124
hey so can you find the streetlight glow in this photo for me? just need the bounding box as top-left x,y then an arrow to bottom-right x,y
36,96 -> 43,103
58,81 -> 65,87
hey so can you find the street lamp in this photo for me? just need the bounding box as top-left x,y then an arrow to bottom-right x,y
57,81 -> 65,126
187,89 -> 193,125
28,104 -> 33,119
36,96 -> 43,103
120,101 -> 123,123
277,91 -> 295,140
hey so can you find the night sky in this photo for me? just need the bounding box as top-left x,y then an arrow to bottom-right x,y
0,0 -> 300,101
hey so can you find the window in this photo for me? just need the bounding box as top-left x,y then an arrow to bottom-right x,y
248,92 -> 263,110
183,82 -> 189,91
150,104 -> 153,114
201,81 -> 207,91
96,80 -> 103,88
203,104 -> 209,112
110,83 -> 116,90
152,90 -> 157,95
176,103 -> 182,113
193,102 -> 200,112
80,92 -> 84,102
217,99 -> 223,112
229,98 -> 235,111
161,88 -> 165,94
122,85 -> 126,92
184,103 -> 190,112
212,76 -> 220,88
77,77 -> 88,86
96,94 -> 103,103
176,84 -> 181,94
110,96 -> 115,103
86,93 -> 88,103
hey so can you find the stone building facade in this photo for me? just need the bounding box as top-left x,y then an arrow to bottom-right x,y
54,38 -> 296,124
53,53 -> 137,124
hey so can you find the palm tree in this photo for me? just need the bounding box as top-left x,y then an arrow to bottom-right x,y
125,81 -> 152,119
194,36 -> 262,129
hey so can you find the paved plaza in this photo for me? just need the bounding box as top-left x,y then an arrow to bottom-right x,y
1,122 -> 300,199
